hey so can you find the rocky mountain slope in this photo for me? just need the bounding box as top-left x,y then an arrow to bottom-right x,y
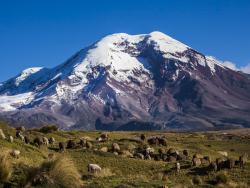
0,31 -> 250,130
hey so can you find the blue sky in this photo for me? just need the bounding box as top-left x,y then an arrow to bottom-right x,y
0,0 -> 250,81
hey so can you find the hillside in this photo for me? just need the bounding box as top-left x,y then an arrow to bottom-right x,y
0,121 -> 249,187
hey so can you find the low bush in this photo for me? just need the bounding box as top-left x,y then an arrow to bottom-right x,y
38,125 -> 58,134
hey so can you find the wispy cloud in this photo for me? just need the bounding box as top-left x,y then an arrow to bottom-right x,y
221,61 -> 238,70
220,61 -> 250,74
240,64 -> 250,74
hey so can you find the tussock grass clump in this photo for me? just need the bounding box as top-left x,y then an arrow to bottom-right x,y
152,172 -> 165,180
214,172 -> 248,188
215,180 -> 249,188
32,156 -> 82,188
10,163 -> 37,188
0,154 -> 12,183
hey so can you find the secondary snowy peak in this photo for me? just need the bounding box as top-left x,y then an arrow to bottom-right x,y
15,67 -> 44,86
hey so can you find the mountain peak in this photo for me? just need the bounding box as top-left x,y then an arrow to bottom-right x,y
147,31 -> 189,54
148,31 -> 180,42
75,31 -> 190,70
1,31 -> 250,130
149,31 -> 166,36
15,67 -> 44,86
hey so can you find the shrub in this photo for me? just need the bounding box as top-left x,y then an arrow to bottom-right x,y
0,154 -> 12,183
39,125 -> 58,134
32,156 -> 82,188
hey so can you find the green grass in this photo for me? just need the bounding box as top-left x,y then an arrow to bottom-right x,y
0,121 -> 249,187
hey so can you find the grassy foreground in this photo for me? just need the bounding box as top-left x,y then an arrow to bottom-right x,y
0,122 -> 249,188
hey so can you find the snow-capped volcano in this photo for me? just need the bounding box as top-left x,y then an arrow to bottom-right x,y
1,31 -> 250,130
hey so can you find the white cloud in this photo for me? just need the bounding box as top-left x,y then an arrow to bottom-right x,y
240,64 -> 250,74
220,60 -> 250,74
222,61 -> 238,70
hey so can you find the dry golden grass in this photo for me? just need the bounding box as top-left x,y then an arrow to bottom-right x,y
94,167 -> 115,178
32,156 -> 82,188
0,122 -> 249,187
216,181 -> 249,188
0,154 -> 12,183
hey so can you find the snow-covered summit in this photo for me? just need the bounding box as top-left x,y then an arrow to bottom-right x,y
0,31 -> 246,122
0,31 -> 226,112
147,31 -> 189,53
65,31 -> 190,79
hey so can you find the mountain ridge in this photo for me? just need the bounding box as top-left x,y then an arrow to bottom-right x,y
1,31 -> 250,130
